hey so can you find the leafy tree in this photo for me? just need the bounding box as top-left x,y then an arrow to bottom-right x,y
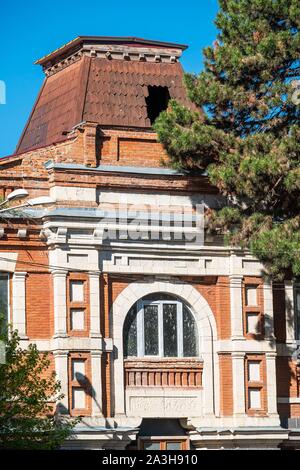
0,323 -> 77,449
154,0 -> 300,279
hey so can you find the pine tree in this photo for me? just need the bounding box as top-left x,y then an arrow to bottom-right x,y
154,0 -> 300,279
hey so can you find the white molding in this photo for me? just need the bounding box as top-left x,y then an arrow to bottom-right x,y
53,350 -> 69,411
264,279 -> 275,341
266,353 -> 279,420
285,281 -> 295,343
89,272 -> 102,337
229,274 -> 244,340
12,271 -> 27,338
0,252 -> 18,272
52,270 -> 68,337
91,351 -> 103,417
232,351 -> 246,416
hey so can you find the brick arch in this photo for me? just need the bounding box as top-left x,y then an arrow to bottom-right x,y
111,280 -> 219,418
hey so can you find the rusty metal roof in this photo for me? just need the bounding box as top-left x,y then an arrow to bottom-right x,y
16,44 -> 195,154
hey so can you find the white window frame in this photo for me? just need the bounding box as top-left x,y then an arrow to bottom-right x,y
136,299 -> 185,358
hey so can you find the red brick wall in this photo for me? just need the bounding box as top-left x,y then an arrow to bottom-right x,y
219,354 -> 233,416
26,273 -> 51,338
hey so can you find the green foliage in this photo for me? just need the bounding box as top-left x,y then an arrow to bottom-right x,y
154,0 -> 300,279
0,322 -> 78,449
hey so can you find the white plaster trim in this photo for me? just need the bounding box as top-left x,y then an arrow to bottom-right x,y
50,186 -> 96,202
266,353 -> 279,419
0,252 -> 18,272
12,272 -> 27,338
91,351 -> 103,417
285,281 -> 295,342
52,270 -> 68,337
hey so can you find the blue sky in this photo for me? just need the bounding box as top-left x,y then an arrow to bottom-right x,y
0,0 -> 219,157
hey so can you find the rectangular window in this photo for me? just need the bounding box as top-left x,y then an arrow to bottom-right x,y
144,304 -> 159,356
246,313 -> 259,334
248,388 -> 261,409
0,273 -> 9,329
70,281 -> 84,302
140,439 -> 188,450
67,275 -> 89,336
70,308 -> 85,330
245,286 -> 258,306
72,388 -> 86,409
69,354 -> 91,416
163,304 -> 178,357
248,361 -> 261,382
243,279 -> 264,339
72,359 -> 86,380
245,355 -> 266,415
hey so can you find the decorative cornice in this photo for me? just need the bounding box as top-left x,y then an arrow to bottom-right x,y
43,44 -> 182,77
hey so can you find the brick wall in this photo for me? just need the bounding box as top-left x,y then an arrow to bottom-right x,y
219,353 -> 233,416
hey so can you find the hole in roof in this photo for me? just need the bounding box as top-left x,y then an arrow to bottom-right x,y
145,86 -> 170,125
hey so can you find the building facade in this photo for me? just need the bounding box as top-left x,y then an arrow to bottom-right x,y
0,36 -> 300,450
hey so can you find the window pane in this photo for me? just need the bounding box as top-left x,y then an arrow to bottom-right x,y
245,286 -> 257,306
72,360 -> 86,380
0,275 -> 8,329
124,306 -> 137,357
183,306 -> 198,357
166,442 -> 182,450
248,388 -> 261,409
143,441 -> 160,450
144,305 -> 159,355
163,304 -> 177,357
248,361 -> 261,382
70,308 -> 85,330
246,313 -> 259,334
70,281 -> 84,302
72,388 -> 86,409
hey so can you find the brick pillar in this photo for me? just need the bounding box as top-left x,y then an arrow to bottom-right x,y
52,269 -> 68,337
12,272 -> 27,339
83,122 -> 98,167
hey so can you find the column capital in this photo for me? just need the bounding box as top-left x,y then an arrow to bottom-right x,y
232,351 -> 245,359
229,274 -> 243,282
88,271 -> 102,278
53,349 -> 69,358
265,352 -> 277,359
91,350 -> 103,357
51,269 -> 68,277
284,280 -> 294,289
13,271 -> 27,278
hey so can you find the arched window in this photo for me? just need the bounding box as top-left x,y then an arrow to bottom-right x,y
123,294 -> 198,358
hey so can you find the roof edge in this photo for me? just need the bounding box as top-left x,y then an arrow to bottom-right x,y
35,36 -> 188,66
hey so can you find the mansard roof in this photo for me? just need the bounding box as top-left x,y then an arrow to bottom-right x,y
16,36 -> 194,155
